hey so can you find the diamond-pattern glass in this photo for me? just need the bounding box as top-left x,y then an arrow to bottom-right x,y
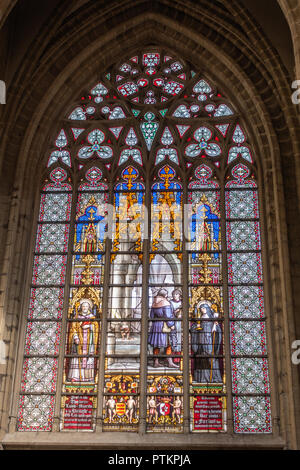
230,321 -> 267,356
233,396 -> 271,433
231,358 -> 270,394
225,190 -> 259,219
21,358 -> 58,393
18,395 -> 55,431
226,221 -> 261,251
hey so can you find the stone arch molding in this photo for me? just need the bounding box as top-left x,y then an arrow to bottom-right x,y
0,0 -> 17,29
0,2 -> 299,449
278,0 -> 300,76
9,12 -> 287,192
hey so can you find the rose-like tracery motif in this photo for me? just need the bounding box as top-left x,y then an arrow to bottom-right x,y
78,129 -> 113,160
185,126 -> 222,159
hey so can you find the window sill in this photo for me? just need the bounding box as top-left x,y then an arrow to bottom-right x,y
1,431 -> 284,450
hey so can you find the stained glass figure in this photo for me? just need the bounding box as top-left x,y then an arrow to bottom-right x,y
18,50 -> 271,437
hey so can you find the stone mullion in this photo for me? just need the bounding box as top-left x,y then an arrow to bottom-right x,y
182,178 -> 190,433
52,183 -> 77,432
139,175 -> 150,434
96,181 -> 113,432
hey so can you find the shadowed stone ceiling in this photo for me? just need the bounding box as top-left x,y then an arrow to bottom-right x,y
0,0 -> 294,86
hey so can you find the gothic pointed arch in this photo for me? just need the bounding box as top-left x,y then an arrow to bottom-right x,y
15,48 -> 273,436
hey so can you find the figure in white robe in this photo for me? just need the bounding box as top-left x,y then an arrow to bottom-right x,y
67,298 -> 99,383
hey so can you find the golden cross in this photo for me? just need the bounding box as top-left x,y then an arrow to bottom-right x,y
88,207 -> 96,221
123,167 -> 137,190
161,166 -> 174,189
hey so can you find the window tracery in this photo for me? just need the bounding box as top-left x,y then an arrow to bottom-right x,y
17,50 -> 271,435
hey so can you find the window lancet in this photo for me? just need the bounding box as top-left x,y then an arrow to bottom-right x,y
17,50 -> 271,435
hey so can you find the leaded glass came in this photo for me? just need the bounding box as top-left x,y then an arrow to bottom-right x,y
17,50 -> 271,435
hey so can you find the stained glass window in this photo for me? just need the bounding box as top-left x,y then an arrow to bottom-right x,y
17,50 -> 271,436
